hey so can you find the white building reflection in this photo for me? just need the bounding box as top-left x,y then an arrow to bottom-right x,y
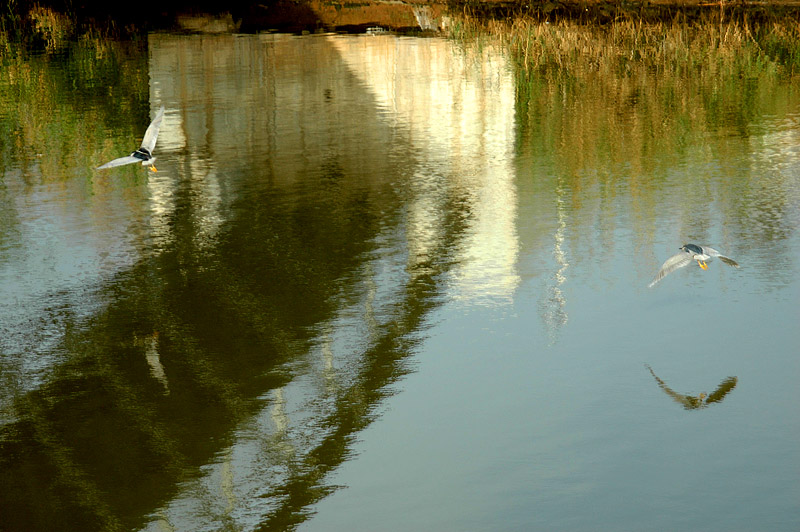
140,33 -> 520,530
147,34 -> 520,308
330,35 -> 520,306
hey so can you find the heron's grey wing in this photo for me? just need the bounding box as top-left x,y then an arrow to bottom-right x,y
97,155 -> 141,170
701,246 -> 739,267
648,251 -> 693,287
700,246 -> 739,267
705,376 -> 737,404
140,106 -> 165,153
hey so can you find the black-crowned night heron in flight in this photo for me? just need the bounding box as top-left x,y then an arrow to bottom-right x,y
648,244 -> 738,288
97,106 -> 165,172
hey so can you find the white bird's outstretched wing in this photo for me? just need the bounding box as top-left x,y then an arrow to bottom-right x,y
140,106 -> 165,153
701,246 -> 739,267
97,105 -> 165,171
97,155 -> 141,169
648,250 -> 693,288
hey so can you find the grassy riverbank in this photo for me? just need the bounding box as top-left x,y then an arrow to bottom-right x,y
3,0 -> 800,43
445,8 -> 800,127
444,10 -> 800,198
448,10 -> 800,77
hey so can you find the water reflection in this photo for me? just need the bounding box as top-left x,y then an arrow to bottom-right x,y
135,331 -> 169,394
329,35 -> 519,306
646,365 -> 738,411
0,26 -> 798,532
0,32 -> 518,531
539,179 -> 569,343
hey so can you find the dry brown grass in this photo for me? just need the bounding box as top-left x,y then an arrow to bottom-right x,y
446,11 -> 800,204
449,13 -> 800,79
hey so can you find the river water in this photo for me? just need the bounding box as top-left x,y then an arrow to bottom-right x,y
0,32 -> 798,531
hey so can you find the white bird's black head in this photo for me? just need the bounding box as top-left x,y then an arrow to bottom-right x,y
681,243 -> 703,254
132,148 -> 152,161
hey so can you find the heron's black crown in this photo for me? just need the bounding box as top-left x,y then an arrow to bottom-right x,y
132,148 -> 152,161
681,243 -> 703,254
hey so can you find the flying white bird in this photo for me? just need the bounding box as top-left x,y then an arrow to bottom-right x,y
97,106 -> 165,172
648,244 -> 739,287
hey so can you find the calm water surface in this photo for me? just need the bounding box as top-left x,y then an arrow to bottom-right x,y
1,32 -> 798,531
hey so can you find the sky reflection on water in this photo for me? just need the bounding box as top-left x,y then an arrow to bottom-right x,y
0,32 -> 798,532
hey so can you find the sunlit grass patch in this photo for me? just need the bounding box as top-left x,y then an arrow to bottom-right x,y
445,9 -> 800,193
447,11 -> 800,80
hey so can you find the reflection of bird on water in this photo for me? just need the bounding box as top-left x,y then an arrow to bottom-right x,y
97,105 -> 165,172
646,364 -> 737,410
648,244 -> 739,287
134,331 -> 169,394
